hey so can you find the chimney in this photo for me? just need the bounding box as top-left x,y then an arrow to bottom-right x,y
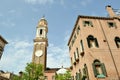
106,5 -> 116,17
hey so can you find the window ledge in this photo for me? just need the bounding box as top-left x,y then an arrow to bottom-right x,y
80,51 -> 84,56
73,62 -> 76,65
97,74 -> 105,78
76,58 -> 79,62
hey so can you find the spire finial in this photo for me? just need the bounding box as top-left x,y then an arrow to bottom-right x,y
43,15 -> 45,18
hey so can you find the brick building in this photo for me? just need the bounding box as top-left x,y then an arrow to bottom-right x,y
68,5 -> 120,80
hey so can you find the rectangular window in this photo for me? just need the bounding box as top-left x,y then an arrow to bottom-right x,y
71,57 -> 73,65
76,72 -> 80,80
107,22 -> 116,28
74,34 -> 77,40
77,26 -> 80,35
74,52 -> 76,61
80,40 -> 84,53
76,48 -> 79,58
71,39 -> 74,46
52,76 -> 55,80
69,46 -> 71,51
40,29 -> 43,35
83,21 -> 93,27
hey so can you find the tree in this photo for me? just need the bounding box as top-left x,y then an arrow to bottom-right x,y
12,62 -> 43,80
55,70 -> 71,80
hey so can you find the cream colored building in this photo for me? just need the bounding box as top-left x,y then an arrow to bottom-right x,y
0,71 -> 14,80
0,35 -> 8,60
68,5 -> 120,80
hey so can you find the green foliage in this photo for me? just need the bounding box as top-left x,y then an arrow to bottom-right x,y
12,62 -> 43,80
55,70 -> 71,80
12,75 -> 20,80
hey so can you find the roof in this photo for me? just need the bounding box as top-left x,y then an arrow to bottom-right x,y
45,68 -> 60,73
0,35 -> 8,44
67,15 -> 115,46
45,67 -> 70,73
56,67 -> 67,74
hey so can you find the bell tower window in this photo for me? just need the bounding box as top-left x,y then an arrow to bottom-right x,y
40,29 -> 43,35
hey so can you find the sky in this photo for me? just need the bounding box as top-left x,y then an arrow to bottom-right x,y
0,0 -> 120,74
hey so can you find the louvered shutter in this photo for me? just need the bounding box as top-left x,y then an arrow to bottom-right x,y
87,38 -> 91,48
101,63 -> 107,76
95,38 -> 99,48
92,63 -> 97,77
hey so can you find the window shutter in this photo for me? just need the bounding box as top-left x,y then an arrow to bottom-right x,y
92,63 -> 97,77
77,73 -> 80,80
101,63 -> 107,76
79,72 -> 81,80
74,52 -> 76,61
76,48 -> 79,58
113,23 -> 117,28
82,68 -> 86,75
115,38 -> 119,48
81,40 -> 84,51
83,21 -> 86,27
87,38 -> 91,48
90,21 -> 93,27
95,38 -> 99,48
107,22 -> 110,27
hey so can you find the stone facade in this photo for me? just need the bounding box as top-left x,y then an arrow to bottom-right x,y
68,5 -> 120,80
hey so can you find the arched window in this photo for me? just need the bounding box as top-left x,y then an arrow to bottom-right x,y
87,35 -> 99,48
40,29 -> 43,35
92,59 -> 107,78
114,37 -> 120,48
82,64 -> 89,80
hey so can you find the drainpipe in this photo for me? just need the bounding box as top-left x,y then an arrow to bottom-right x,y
98,20 -> 119,79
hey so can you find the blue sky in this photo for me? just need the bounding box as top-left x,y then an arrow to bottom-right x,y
0,0 -> 120,74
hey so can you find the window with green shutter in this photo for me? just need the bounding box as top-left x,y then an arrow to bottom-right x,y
92,60 -> 107,78
87,35 -> 99,48
76,72 -> 80,80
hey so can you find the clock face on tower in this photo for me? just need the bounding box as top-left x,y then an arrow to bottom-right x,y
35,50 -> 43,57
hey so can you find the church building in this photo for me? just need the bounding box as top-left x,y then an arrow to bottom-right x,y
68,5 -> 120,80
32,17 -> 64,80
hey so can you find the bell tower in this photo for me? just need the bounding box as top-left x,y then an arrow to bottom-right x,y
32,17 -> 48,70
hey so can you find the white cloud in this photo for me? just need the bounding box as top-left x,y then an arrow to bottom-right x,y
25,0 -> 54,5
47,43 -> 70,68
0,39 -> 33,74
47,32 -> 71,68
0,32 -> 71,74
0,21 -> 16,27
80,0 -> 93,6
